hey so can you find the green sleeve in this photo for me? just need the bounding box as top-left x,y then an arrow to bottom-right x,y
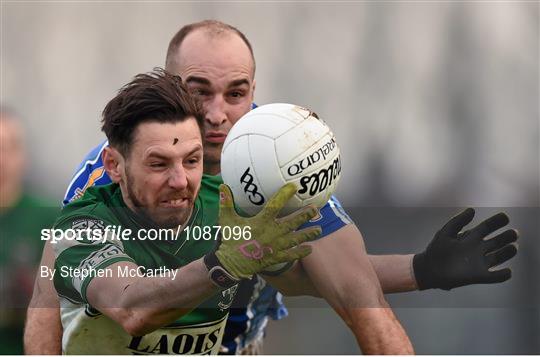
52,216 -> 135,303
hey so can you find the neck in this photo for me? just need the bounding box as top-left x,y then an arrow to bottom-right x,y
203,161 -> 221,176
120,184 -> 138,214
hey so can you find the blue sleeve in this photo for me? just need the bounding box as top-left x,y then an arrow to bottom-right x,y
62,140 -> 112,206
299,195 -> 352,238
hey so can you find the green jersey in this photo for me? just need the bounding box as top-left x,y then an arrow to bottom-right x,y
53,175 -> 234,354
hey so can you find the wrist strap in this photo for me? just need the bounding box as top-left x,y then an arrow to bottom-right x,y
204,251 -> 240,290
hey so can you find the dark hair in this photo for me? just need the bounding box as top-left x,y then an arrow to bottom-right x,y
165,20 -> 255,75
101,68 -> 204,157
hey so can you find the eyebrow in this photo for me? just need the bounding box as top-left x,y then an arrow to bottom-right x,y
229,79 -> 250,88
185,145 -> 203,157
145,152 -> 169,161
185,76 -> 250,89
185,76 -> 211,86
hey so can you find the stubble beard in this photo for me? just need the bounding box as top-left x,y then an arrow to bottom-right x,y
125,170 -> 192,229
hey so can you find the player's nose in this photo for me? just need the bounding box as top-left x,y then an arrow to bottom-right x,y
168,165 -> 188,190
205,95 -> 228,127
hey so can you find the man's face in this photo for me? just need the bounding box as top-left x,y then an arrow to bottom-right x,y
169,30 -> 256,172
119,119 -> 203,228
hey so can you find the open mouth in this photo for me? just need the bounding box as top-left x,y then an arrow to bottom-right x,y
160,198 -> 189,208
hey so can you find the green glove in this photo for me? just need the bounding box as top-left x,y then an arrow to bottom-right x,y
214,183 -> 321,279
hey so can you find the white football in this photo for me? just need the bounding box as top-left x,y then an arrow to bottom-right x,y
221,103 -> 342,216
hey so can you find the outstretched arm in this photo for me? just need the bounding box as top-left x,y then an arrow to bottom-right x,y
265,209 -> 518,353
272,208 -> 518,295
86,259 -> 218,336
370,209 -> 519,292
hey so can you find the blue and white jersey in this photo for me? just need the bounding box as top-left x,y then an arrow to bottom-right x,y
63,140 -> 352,354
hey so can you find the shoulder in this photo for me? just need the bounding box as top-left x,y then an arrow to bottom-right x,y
56,184 -> 120,230
52,185 -> 133,302
198,174 -> 222,205
52,186 -> 126,257
201,174 -> 223,191
63,140 -> 112,205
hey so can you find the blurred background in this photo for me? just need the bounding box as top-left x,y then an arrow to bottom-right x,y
1,1 -> 538,354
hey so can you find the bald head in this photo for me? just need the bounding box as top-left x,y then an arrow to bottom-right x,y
165,20 -> 256,77
162,21 -> 257,175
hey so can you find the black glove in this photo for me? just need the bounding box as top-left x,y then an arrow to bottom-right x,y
413,208 -> 518,290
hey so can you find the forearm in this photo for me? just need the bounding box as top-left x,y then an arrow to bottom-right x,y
302,225 -> 414,353
368,254 -> 418,293
24,307 -> 63,354
322,270 -> 414,354
336,305 -> 414,355
25,241 -> 62,354
88,259 -> 217,336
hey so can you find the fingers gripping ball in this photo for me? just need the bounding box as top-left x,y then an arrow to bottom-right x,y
214,183 -> 321,280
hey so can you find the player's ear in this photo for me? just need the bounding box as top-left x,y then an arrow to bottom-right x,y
102,146 -> 123,183
251,79 -> 256,101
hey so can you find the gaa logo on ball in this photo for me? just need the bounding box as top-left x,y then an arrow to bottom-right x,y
221,103 -> 342,216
